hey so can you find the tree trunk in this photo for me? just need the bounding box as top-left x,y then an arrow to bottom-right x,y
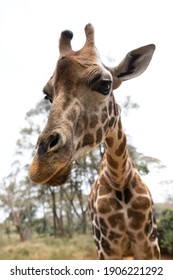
16,224 -> 26,242
11,210 -> 27,242
59,187 -> 64,236
49,187 -> 58,237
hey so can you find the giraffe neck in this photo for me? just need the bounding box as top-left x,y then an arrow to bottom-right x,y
101,114 -> 133,190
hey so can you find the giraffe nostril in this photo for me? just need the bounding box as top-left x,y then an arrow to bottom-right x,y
37,143 -> 47,156
49,133 -> 60,150
37,133 -> 61,156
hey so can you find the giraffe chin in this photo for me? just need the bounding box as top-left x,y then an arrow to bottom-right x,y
44,164 -> 72,186
45,174 -> 68,186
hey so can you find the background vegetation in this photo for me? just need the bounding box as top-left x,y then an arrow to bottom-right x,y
0,96 -> 172,259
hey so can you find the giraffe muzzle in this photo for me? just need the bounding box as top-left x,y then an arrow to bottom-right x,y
28,129 -> 73,185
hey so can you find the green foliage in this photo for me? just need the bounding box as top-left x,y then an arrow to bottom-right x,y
128,144 -> 162,175
157,209 -> 173,255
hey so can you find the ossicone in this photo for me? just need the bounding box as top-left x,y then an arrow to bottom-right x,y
59,30 -> 73,55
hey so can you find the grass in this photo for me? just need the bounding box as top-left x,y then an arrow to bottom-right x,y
0,233 -> 172,260
0,233 -> 97,260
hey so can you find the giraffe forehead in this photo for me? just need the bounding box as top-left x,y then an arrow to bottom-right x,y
56,52 -> 112,82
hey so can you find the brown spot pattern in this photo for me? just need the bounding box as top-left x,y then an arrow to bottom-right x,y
99,183 -> 112,196
99,252 -> 105,260
124,187 -> 133,204
108,231 -> 122,241
131,174 -> 148,194
101,237 -> 112,256
90,114 -> 98,128
115,191 -> 123,201
99,174 -> 112,192
108,213 -> 125,230
95,227 -> 101,240
115,135 -> 126,156
101,109 -> 107,123
118,118 -> 122,129
109,116 -> 116,127
144,221 -> 152,235
67,108 -> 77,122
96,127 -> 102,144
109,198 -> 123,210
83,115 -> 89,129
132,196 -> 150,210
108,101 -> 113,115
105,137 -> 114,148
118,129 -> 122,140
99,217 -> 108,230
137,232 -> 145,240
82,133 -> 94,147
128,209 -> 145,230
75,122 -> 83,137
97,198 -> 111,214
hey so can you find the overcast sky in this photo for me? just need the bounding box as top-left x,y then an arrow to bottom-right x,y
0,0 -> 173,203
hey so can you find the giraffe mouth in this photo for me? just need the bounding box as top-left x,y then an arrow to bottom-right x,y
45,163 -> 72,186
29,157 -> 72,186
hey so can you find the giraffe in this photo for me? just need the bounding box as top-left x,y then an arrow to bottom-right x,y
29,24 -> 160,260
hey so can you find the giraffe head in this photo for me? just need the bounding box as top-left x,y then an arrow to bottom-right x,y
28,23 -> 155,186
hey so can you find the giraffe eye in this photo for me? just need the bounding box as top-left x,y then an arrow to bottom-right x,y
94,80 -> 112,95
43,89 -> 52,103
44,95 -> 52,103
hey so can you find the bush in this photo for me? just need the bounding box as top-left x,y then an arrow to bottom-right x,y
157,209 -> 173,255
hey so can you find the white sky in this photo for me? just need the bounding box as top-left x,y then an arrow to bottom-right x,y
0,0 -> 173,203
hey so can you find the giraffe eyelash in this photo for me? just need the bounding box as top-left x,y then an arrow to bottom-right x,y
43,89 -> 52,103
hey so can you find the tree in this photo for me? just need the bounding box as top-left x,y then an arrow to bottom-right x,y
157,209 -> 173,255
0,100 -> 49,241
1,173 -> 36,241
120,95 -> 163,175
128,144 -> 162,175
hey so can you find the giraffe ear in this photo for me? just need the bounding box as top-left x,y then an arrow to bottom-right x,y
110,44 -> 155,89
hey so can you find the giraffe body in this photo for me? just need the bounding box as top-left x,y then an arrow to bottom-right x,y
29,24 -> 160,259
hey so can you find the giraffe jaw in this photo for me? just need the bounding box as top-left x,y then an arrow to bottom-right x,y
42,164 -> 72,186
28,156 -> 72,186
29,146 -> 93,186
73,145 -> 93,161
